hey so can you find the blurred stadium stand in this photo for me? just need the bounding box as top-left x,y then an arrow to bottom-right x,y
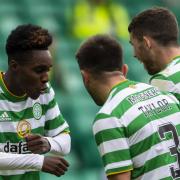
0,0 -> 178,179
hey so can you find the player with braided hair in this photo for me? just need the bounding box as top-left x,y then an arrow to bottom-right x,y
0,24 -> 70,179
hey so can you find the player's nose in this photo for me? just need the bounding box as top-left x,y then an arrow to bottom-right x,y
41,72 -> 49,84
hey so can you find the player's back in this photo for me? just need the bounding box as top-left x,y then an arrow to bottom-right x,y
125,85 -> 179,179
94,80 -> 180,179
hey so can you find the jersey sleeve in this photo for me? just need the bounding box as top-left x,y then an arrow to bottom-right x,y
150,74 -> 180,101
92,113 -> 133,176
0,152 -> 44,170
44,86 -> 69,137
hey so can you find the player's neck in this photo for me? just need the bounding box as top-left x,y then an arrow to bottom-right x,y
3,71 -> 26,97
157,46 -> 180,67
154,47 -> 180,71
100,75 -> 126,104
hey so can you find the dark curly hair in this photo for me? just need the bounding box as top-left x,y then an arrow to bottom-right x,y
6,24 -> 52,57
76,34 -> 123,72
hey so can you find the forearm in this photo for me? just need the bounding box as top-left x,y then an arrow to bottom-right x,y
46,133 -> 71,155
0,152 -> 44,170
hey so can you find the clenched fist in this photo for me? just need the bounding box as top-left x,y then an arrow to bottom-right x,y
26,134 -> 51,154
42,156 -> 69,177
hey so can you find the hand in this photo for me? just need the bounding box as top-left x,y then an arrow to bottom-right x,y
42,156 -> 69,177
26,134 -> 51,154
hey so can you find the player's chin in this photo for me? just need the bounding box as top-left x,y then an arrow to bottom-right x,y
146,66 -> 157,75
92,97 -> 103,106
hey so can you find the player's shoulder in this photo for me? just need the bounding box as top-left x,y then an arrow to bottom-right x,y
150,67 -> 178,90
150,72 -> 167,81
100,81 -> 153,112
151,58 -> 180,80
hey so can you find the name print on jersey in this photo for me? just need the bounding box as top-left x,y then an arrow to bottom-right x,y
127,87 -> 160,104
127,87 -> 172,117
138,98 -> 171,117
4,141 -> 30,154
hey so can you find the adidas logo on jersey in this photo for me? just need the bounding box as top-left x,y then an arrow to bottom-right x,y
0,112 -> 11,121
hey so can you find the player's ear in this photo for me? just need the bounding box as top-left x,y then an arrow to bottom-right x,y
9,59 -> 19,71
143,36 -> 151,49
121,64 -> 128,77
80,69 -> 90,85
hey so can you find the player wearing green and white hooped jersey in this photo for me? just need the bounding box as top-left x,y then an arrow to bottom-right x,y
0,72 -> 70,179
128,8 -> 180,103
76,35 -> 180,180
150,57 -> 180,101
0,24 -> 70,180
93,80 -> 180,179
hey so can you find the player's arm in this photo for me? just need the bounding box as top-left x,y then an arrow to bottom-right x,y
0,152 -> 69,177
26,132 -> 71,155
26,86 -> 71,155
45,132 -> 71,155
108,171 -> 131,180
0,152 -> 43,170
93,115 -> 133,179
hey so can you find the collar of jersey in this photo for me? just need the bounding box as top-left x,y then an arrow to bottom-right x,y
111,79 -> 128,90
168,55 -> 180,66
0,72 -> 27,102
109,79 -> 132,98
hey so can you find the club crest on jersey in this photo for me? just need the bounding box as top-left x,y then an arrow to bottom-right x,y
33,102 -> 42,120
17,120 -> 31,138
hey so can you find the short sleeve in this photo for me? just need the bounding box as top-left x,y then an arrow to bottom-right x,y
92,114 -> 133,176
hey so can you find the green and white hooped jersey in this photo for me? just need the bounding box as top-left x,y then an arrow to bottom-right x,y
93,80 -> 180,179
150,57 -> 180,101
0,72 -> 69,180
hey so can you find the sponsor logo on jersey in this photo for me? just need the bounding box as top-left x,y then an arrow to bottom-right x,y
33,102 -> 42,120
3,141 -> 30,154
17,120 -> 31,138
0,112 -> 11,121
